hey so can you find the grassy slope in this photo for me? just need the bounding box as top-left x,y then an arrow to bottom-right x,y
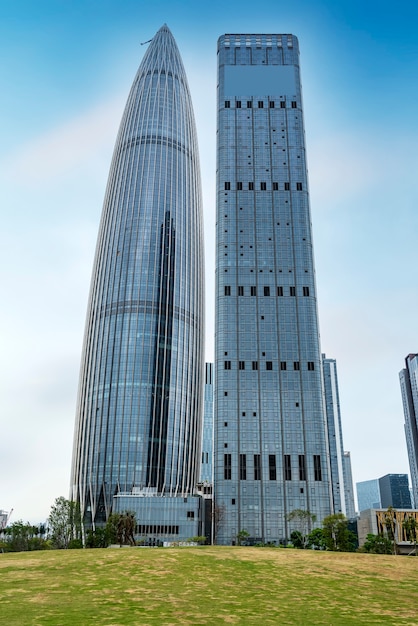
1,547 -> 417,625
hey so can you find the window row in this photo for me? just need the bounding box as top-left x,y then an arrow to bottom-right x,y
224,360 -> 315,371
224,285 -> 310,297
224,100 -> 297,109
224,182 -> 303,191
224,453 -> 322,481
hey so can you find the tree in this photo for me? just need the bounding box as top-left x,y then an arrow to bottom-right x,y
290,530 -> 304,549
212,503 -> 225,543
402,515 -> 417,555
361,533 -> 393,555
104,512 -> 137,547
48,497 -> 82,549
383,506 -> 397,554
402,515 -> 417,542
236,529 -> 250,546
307,528 -> 326,550
287,509 -> 317,548
0,521 -> 49,552
322,513 -> 356,552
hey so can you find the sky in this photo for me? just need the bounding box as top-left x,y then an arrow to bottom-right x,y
1,0 -> 418,524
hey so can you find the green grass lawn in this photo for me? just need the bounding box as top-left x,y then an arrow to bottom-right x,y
1,546 -> 417,625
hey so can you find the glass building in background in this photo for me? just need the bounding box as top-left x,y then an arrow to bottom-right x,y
70,25 -> 205,533
343,451 -> 356,518
322,355 -> 351,516
379,474 -> 411,509
356,479 -> 381,512
400,354 -> 418,508
214,33 -> 333,545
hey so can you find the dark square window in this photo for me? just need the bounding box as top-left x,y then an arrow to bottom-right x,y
314,455 -> 322,481
308,361 -> 315,371
225,101 -> 230,108
251,286 -> 257,296
277,286 -> 284,296
292,101 -> 297,108
284,454 -> 292,480
264,286 -> 270,296
239,361 -> 245,370
224,361 -> 231,370
303,286 -> 309,296
284,182 -> 290,191
280,101 -> 286,108
269,455 -> 277,480
240,454 -> 247,480
290,286 -> 296,296
248,182 -> 254,190
224,182 -> 231,190
269,101 -> 275,108
224,454 -> 232,480
296,182 -> 303,191
294,361 -> 300,371
266,361 -> 273,370
247,101 -> 252,108
187,511 -> 195,519
273,182 -> 279,190
236,100 -> 241,108
258,101 -> 264,108
260,182 -> 267,190
299,455 -> 306,481
280,361 -> 287,371
238,286 -> 244,296
254,454 -> 261,480
237,181 -> 243,190
224,285 -> 231,296
252,361 -> 258,370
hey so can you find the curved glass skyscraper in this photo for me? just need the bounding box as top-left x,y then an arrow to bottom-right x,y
71,25 -> 204,528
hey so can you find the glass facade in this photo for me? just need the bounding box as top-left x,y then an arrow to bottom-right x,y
356,479 -> 381,512
200,363 -> 214,484
70,25 -> 205,528
379,474 -> 411,509
214,33 -> 332,545
322,355 -> 346,515
400,354 -> 418,508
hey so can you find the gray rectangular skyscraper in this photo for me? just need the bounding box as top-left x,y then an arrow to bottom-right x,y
214,33 -> 332,545
400,353 -> 418,507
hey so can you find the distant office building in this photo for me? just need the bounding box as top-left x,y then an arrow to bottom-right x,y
0,510 -> 9,529
356,479 -> 381,512
343,452 -> 356,518
322,355 -> 347,515
358,508 -> 418,553
399,354 -> 418,507
214,32 -> 333,545
70,25 -> 205,541
379,474 -> 411,509
200,363 -> 214,484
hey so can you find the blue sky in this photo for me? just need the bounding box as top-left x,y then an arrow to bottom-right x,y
1,0 -> 418,523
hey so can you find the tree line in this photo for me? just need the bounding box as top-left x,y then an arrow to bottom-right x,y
0,497 -> 137,552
